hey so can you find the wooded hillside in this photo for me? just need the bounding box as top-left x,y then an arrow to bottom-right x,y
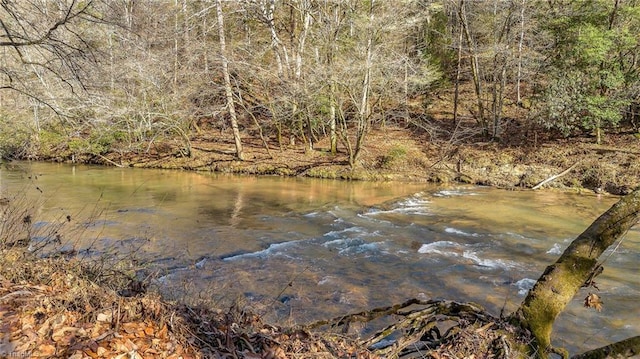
0,0 -> 639,173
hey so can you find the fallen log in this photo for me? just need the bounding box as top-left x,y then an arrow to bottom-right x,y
532,162 -> 580,190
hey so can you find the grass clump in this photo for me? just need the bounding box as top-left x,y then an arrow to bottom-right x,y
377,146 -> 408,170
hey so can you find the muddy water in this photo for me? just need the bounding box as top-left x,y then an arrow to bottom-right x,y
2,161 -> 639,355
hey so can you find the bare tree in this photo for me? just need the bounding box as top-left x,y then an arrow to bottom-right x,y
216,0 -> 244,160
0,0 -> 101,113
457,0 -> 487,134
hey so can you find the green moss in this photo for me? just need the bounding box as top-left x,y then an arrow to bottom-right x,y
377,146 -> 407,170
37,130 -> 67,158
307,167 -> 339,179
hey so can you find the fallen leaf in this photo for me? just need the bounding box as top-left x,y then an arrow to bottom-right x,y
143,325 -> 154,337
156,324 -> 168,340
262,346 -> 287,359
96,312 -> 112,322
37,317 -> 53,337
123,338 -> 138,351
52,326 -> 79,342
96,346 -> 108,356
584,293 -> 603,312
37,344 -> 56,356
122,322 -> 139,334
83,349 -> 99,359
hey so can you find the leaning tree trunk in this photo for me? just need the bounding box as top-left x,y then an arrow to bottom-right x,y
216,0 -> 244,161
512,187 -> 640,357
304,188 -> 640,358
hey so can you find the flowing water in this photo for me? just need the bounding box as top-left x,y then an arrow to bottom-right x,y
2,161 -> 639,355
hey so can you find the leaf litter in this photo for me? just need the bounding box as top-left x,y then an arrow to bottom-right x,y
0,248 -> 379,358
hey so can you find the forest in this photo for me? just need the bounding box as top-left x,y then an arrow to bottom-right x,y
0,0 -> 639,186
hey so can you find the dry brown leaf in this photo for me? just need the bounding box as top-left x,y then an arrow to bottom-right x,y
143,324 -> 154,336
20,327 -> 38,342
123,338 -> 138,351
83,349 -> 99,358
96,312 -> 112,322
263,345 -> 287,359
112,340 -> 130,353
52,326 -> 79,342
96,346 -> 108,356
122,322 -> 139,334
37,317 -> 53,337
68,350 -> 84,359
584,293 -> 603,312
142,347 -> 161,355
37,343 -> 57,356
156,324 -> 168,339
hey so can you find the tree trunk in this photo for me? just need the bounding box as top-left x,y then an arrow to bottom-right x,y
512,187 -> 640,357
263,0 -> 288,78
516,0 -> 526,105
216,0 -> 244,161
453,24 -> 463,126
330,94 -> 337,154
458,0 -> 487,135
352,0 -> 375,169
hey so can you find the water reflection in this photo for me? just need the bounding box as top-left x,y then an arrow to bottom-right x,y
1,161 -> 639,355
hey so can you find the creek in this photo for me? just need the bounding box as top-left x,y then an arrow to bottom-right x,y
2,161 -> 639,355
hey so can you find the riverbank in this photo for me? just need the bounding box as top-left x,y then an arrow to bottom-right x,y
0,247 -> 382,358
95,124 -> 640,195
13,85 -> 640,195
1,244 -> 528,358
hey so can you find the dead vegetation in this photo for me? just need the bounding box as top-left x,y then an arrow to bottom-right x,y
1,246 -> 534,358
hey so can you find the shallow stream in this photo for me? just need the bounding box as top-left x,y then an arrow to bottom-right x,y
2,161 -> 638,355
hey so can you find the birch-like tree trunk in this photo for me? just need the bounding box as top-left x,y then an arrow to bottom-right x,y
516,0 -> 526,105
350,0 -> 374,168
262,0 -> 288,78
216,0 -> 244,160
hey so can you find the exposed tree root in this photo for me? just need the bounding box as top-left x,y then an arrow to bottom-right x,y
307,298 -> 531,358
571,336 -> 640,359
